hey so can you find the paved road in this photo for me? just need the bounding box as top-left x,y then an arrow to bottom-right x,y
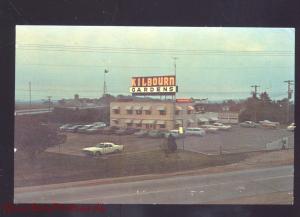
15,165 -> 293,204
15,106 -> 107,116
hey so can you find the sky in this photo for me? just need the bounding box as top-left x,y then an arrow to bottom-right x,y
15,26 -> 295,102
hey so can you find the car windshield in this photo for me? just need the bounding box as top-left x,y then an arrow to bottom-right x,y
96,144 -> 105,148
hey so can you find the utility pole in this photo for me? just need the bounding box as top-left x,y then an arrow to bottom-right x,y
251,85 -> 260,122
284,80 -> 294,124
29,81 -> 31,109
172,57 -> 178,76
172,57 -> 178,100
47,96 -> 52,112
251,85 -> 260,98
103,69 -> 108,97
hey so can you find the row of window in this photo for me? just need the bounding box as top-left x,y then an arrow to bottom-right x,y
113,109 -> 167,115
114,122 -> 166,129
113,109 -> 194,115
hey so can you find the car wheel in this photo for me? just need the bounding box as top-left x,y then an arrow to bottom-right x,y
95,152 -> 101,157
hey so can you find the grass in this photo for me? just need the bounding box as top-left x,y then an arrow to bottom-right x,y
15,150 -> 249,187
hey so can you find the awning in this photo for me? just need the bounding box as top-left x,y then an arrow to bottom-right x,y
142,105 -> 151,110
125,105 -> 133,110
175,120 -> 182,125
112,106 -> 120,110
176,106 -> 183,110
156,106 -> 166,110
142,120 -> 156,124
156,120 -> 165,125
133,119 -> 142,124
209,117 -> 219,121
187,106 -> 195,110
198,117 -> 209,122
133,105 -> 142,110
188,119 -> 195,123
124,119 -> 133,124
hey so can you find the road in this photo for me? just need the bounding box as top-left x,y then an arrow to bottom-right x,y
15,106 -> 107,116
14,165 -> 293,204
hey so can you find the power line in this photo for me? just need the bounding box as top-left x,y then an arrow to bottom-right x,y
17,63 -> 294,71
16,43 -> 294,56
17,43 -> 294,53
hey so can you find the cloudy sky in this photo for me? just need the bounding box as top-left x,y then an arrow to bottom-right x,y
15,26 -> 295,101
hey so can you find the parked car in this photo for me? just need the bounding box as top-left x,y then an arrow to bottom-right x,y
164,129 -> 185,138
59,124 -> 73,131
200,125 -> 219,133
115,128 -> 138,135
82,142 -> 124,156
102,126 -> 120,135
85,126 -> 103,134
185,128 -> 206,136
64,124 -> 84,132
287,123 -> 295,132
212,123 -> 232,130
92,122 -> 107,128
134,130 -> 148,137
240,121 -> 260,128
77,125 -> 94,133
148,130 -> 166,138
259,120 -> 280,129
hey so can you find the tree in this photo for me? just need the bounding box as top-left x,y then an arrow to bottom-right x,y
161,134 -> 177,156
15,116 -> 66,160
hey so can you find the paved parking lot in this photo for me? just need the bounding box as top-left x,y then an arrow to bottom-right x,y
178,125 -> 294,155
47,125 -> 294,156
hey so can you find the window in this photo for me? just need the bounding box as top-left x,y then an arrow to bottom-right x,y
145,124 -> 155,129
145,110 -> 151,115
175,110 -> 180,115
159,124 -> 166,129
136,110 -> 142,115
127,123 -> 133,127
127,110 -> 133,115
136,123 -> 142,128
159,110 -> 166,115
187,110 -> 192,115
113,120 -> 119,124
114,109 -> 120,114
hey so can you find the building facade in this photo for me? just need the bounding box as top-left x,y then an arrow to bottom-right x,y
110,100 -> 197,130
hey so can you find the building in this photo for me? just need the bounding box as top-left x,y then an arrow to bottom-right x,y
110,100 -> 197,130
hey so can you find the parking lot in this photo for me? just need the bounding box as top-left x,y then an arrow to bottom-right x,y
179,125 -> 294,155
46,125 -> 294,157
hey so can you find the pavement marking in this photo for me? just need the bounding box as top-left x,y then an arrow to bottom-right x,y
61,174 -> 293,203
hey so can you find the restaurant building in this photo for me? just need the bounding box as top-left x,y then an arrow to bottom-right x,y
110,100 -> 197,130
109,74 -> 239,130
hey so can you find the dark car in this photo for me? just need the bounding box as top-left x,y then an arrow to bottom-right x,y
115,128 -> 138,135
102,126 -> 120,135
148,130 -> 166,138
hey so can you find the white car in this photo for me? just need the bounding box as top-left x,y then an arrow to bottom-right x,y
82,142 -> 124,156
165,129 -> 185,138
185,128 -> 206,136
212,123 -> 232,130
200,124 -> 219,133
92,122 -> 107,128
59,124 -> 72,131
259,120 -> 280,129
287,123 -> 295,131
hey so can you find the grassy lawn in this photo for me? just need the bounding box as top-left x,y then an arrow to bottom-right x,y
15,149 -> 250,187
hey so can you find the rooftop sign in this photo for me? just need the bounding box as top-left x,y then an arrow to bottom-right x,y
130,75 -> 178,96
